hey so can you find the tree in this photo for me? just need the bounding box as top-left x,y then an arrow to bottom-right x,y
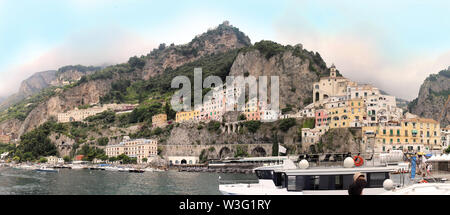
12,156 -> 20,162
142,158 -> 148,163
234,145 -> 249,158
243,121 -> 261,133
238,114 -> 246,121
128,56 -> 146,70
97,137 -> 109,146
279,118 -> 297,132
199,149 -> 208,163
207,121 -> 221,132
39,157 -> 48,163
63,156 -> 71,163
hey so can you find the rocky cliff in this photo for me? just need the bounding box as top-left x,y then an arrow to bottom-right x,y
142,21 -> 251,79
229,41 -> 330,110
0,22 -> 252,137
409,67 -> 450,127
0,65 -> 100,112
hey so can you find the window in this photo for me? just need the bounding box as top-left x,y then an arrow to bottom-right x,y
255,170 -> 274,180
367,173 -> 389,188
287,175 -> 353,191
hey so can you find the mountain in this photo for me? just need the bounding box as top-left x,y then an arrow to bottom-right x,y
408,67 -> 450,127
141,21 -> 251,79
0,65 -> 101,112
229,41 -> 331,110
1,21 -> 372,160
0,21 -> 253,138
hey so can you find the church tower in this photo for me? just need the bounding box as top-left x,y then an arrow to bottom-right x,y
330,64 -> 337,78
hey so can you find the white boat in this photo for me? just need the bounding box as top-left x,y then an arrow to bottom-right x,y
105,166 -> 120,171
219,158 -> 398,195
381,183 -> 450,195
70,165 -> 86,170
35,166 -> 59,173
118,167 -> 130,172
144,168 -> 154,172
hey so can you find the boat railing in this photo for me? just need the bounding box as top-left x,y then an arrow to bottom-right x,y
297,152 -> 407,167
218,179 -> 259,185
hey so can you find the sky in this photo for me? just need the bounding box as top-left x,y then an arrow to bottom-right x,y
0,0 -> 449,100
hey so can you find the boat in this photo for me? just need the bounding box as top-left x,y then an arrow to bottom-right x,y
117,167 -> 130,172
144,167 -> 154,172
381,183 -> 450,195
105,166 -> 120,171
70,165 -> 86,170
219,158 -> 398,195
129,168 -> 144,173
35,166 -> 59,173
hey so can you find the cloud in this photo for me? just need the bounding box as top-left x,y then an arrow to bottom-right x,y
273,12 -> 450,101
0,26 -> 157,97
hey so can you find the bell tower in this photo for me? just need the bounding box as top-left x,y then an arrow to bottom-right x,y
330,64 -> 337,78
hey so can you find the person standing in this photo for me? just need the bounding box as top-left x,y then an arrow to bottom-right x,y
348,172 -> 367,195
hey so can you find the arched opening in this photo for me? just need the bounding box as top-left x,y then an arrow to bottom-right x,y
315,92 -> 320,102
219,147 -> 233,159
323,94 -> 329,99
251,147 -> 267,157
181,159 -> 187,165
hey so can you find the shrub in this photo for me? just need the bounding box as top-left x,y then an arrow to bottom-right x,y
207,121 -> 221,132
234,145 -> 249,158
279,118 -> 297,132
243,120 -> 262,133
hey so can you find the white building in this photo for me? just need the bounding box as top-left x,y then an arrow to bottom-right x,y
301,127 -> 328,150
347,84 -> 380,100
105,137 -> 158,164
313,64 -> 356,107
365,94 -> 403,126
442,127 -> 450,150
168,156 -> 199,165
57,104 -> 136,123
46,156 -> 58,164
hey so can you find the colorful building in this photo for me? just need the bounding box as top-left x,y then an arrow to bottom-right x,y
152,114 -> 167,128
327,99 -> 366,128
315,109 -> 328,128
175,110 -> 201,123
0,134 -> 11,143
362,118 -> 441,153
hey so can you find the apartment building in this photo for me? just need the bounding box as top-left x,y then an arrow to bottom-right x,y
362,118 -> 441,153
106,137 -> 158,164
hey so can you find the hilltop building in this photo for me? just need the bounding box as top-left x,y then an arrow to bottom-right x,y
57,104 -> 136,123
152,114 -> 167,128
313,64 -> 356,107
0,134 -> 11,143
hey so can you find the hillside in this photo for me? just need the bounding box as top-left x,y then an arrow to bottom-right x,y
0,21 -> 356,162
0,22 -> 252,138
0,65 -> 101,112
408,67 -> 450,127
230,41 -> 333,110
